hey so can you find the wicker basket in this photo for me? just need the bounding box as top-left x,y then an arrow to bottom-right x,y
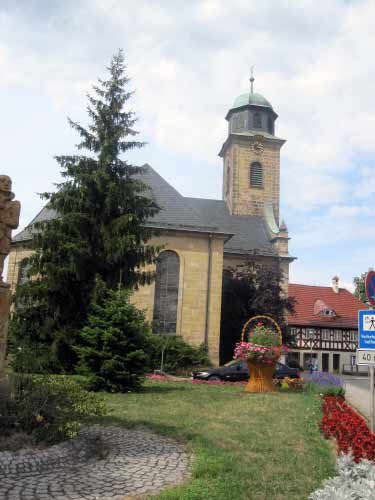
245,360 -> 277,393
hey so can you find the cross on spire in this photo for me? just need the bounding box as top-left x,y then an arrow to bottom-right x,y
250,66 -> 255,94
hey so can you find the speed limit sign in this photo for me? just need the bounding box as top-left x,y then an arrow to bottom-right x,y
357,349 -> 375,365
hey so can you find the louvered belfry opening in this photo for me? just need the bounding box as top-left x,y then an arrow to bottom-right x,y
253,112 -> 262,128
250,162 -> 263,188
153,250 -> 180,334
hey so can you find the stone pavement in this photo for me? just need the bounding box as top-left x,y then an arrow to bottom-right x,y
0,425 -> 190,500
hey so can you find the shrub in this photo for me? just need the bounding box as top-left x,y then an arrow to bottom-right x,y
9,342 -> 60,374
77,289 -> 150,392
0,375 -> 106,444
147,335 -> 210,375
309,454 -> 375,499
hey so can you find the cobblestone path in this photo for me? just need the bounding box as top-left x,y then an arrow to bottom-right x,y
0,426 -> 190,500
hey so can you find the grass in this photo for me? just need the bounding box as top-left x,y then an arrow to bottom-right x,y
101,381 -> 335,500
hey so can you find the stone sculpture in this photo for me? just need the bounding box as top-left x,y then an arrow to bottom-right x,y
0,175 -> 20,377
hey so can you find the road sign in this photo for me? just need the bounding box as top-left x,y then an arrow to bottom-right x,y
357,349 -> 375,365
365,271 -> 375,306
358,310 -> 375,349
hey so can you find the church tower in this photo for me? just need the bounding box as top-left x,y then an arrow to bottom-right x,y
219,73 -> 285,226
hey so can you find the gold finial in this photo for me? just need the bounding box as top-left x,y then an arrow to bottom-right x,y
250,66 -> 255,94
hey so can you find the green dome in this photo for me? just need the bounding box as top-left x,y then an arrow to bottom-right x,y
231,92 -> 273,110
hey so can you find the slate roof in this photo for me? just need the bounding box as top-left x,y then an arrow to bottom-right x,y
12,164 -> 277,257
12,206 -> 58,243
288,283 -> 369,329
185,197 -> 276,256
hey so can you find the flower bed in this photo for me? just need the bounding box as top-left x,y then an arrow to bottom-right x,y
304,372 -> 345,397
273,377 -> 304,391
321,395 -> 375,462
305,372 -> 342,387
309,454 -> 375,500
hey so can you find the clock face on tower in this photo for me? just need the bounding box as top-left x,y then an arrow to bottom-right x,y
251,141 -> 264,155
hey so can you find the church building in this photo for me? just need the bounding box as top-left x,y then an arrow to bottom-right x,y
8,79 -> 294,364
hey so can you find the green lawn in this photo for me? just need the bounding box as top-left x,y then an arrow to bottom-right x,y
101,381 -> 335,500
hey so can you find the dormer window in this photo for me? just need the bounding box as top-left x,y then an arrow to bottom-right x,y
250,162 -> 263,188
314,299 -> 337,317
253,112 -> 262,128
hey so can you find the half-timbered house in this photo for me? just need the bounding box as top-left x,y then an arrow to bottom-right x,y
287,278 -> 369,373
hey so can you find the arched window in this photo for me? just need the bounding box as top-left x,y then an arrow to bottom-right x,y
250,162 -> 263,188
253,112 -> 262,128
153,250 -> 180,334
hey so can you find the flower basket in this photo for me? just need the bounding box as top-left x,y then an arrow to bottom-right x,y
245,359 -> 277,393
234,315 -> 285,394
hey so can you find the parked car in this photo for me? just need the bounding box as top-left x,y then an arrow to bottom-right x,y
192,360 -> 300,382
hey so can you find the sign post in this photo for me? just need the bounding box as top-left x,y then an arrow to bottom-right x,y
357,309 -> 375,432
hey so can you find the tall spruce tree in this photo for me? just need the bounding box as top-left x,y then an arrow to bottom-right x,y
11,51 -> 160,371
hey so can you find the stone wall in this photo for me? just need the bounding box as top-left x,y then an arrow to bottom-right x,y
8,232 -> 225,365
130,231 -> 224,364
6,245 -> 33,297
223,136 -> 282,223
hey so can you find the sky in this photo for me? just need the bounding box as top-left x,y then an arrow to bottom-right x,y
3,0 -> 375,292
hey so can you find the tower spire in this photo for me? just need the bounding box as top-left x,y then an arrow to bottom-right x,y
250,66 -> 255,94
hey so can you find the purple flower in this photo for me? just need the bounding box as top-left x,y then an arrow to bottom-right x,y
304,371 -> 343,387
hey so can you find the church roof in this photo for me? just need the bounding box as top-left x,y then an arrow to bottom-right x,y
12,164 -> 277,257
185,197 -> 276,256
231,92 -> 273,111
12,205 -> 58,243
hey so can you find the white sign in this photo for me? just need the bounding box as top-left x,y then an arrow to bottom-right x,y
356,349 -> 375,365
363,315 -> 375,331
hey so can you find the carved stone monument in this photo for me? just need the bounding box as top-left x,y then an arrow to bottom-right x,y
0,176 -> 21,377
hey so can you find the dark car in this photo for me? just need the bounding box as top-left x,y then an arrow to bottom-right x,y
192,360 -> 300,382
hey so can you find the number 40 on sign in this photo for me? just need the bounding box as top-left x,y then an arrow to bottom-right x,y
357,350 -> 375,365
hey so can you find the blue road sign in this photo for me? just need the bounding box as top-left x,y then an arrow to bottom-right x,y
359,310 -> 375,349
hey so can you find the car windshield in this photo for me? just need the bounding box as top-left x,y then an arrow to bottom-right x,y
224,360 -> 240,367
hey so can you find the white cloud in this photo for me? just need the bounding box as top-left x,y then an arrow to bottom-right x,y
2,0 -> 375,291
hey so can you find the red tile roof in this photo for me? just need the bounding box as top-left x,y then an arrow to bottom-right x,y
288,283 -> 369,329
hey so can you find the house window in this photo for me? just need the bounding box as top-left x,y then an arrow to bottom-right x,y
253,112 -> 262,128
153,250 -> 180,334
250,162 -> 263,188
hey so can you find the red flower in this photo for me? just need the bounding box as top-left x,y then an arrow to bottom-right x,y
320,395 -> 375,463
